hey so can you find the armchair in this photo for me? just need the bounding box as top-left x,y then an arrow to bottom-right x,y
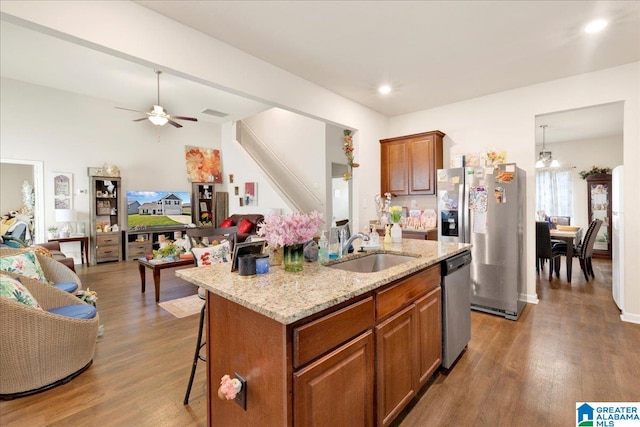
0,272 -> 99,399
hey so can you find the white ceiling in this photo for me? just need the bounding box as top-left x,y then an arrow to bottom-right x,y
1,1 -> 637,139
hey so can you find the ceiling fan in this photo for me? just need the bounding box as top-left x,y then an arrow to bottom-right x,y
115,69 -> 198,128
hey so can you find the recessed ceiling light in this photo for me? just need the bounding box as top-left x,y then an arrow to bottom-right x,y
378,85 -> 391,95
584,19 -> 608,34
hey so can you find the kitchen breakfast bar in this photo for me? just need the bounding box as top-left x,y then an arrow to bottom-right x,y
176,239 -> 469,427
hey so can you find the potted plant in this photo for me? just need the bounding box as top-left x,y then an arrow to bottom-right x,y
579,166 -> 611,180
47,226 -> 58,240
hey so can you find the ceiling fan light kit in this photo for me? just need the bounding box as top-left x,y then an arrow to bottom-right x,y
115,69 -> 197,128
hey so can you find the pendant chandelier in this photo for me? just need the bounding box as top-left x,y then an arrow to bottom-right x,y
536,124 -> 560,168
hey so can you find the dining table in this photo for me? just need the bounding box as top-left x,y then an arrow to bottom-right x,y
550,228 -> 582,282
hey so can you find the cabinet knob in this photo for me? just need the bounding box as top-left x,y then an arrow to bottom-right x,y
218,374 -> 243,400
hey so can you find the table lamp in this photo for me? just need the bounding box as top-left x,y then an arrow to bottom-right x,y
55,209 -> 75,238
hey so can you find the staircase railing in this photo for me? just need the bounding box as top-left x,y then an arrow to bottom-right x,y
236,120 -> 323,213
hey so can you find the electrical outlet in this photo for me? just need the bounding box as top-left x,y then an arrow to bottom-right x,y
410,199 -> 417,208
234,372 -> 247,410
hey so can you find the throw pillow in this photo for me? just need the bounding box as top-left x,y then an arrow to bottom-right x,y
219,218 -> 235,228
0,251 -> 52,284
237,218 -> 254,234
192,241 -> 231,266
30,245 -> 54,258
0,274 -> 42,309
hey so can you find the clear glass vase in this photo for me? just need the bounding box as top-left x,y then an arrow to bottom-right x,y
283,244 -> 304,272
268,245 -> 283,266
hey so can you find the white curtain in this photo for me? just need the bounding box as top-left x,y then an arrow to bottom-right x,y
536,169 -> 573,217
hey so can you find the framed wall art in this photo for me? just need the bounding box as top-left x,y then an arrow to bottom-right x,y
185,146 -> 222,183
53,172 -> 73,210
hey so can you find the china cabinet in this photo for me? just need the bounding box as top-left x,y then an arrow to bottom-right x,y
586,173 -> 612,259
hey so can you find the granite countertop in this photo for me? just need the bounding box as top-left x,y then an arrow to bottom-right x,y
176,239 -> 470,325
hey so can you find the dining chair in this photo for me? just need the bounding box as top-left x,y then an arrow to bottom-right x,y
553,219 -> 602,281
536,221 -> 563,280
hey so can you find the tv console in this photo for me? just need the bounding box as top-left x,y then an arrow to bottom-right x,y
123,226 -> 190,261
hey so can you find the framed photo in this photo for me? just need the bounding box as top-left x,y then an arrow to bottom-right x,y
244,182 -> 257,206
53,172 -> 73,210
231,240 -> 266,272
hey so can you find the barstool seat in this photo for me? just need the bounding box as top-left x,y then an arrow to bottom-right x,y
183,288 -> 207,405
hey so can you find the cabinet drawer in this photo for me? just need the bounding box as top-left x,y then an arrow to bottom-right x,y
128,244 -> 151,258
376,265 -> 441,320
96,234 -> 119,245
293,297 -> 374,368
96,245 -> 119,257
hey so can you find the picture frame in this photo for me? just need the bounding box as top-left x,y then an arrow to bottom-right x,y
53,172 -> 73,210
231,240 -> 266,272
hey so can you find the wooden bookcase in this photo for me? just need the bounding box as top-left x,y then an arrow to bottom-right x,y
192,183 -> 216,227
89,175 -> 122,265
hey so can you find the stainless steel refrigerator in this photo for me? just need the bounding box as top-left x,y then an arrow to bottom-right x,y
437,163 -> 526,320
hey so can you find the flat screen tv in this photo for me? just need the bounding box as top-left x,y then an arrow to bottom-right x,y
126,191 -> 192,229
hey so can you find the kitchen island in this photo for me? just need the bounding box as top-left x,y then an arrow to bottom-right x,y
177,239 -> 469,427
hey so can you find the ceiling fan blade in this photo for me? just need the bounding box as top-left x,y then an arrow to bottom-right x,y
167,119 -> 183,128
169,115 -> 198,122
133,117 -> 148,122
115,106 -> 146,113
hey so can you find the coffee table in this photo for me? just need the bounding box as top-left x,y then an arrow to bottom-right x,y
138,258 -> 195,302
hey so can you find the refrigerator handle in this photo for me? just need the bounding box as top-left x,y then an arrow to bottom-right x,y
461,172 -> 470,243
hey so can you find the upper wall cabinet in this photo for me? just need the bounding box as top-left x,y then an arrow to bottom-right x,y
380,131 -> 444,196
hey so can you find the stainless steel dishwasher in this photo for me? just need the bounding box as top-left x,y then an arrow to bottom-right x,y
441,250 -> 472,369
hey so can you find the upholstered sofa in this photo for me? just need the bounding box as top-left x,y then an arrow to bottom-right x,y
34,242 -> 76,272
220,214 -> 264,242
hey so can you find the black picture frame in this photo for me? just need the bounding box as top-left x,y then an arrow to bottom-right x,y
231,240 -> 266,272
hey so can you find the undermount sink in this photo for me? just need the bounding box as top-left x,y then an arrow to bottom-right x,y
327,253 -> 418,273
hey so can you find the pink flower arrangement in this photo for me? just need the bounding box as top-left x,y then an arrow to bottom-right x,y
257,211 -> 324,247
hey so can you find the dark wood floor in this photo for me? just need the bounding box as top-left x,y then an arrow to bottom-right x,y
1,258 -> 638,426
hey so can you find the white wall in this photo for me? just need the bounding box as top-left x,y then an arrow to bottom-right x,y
219,121 -> 291,216
388,63 -> 639,322
0,77 -> 221,250
535,135 -> 623,228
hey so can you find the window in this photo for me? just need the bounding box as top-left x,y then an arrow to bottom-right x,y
536,169 -> 573,217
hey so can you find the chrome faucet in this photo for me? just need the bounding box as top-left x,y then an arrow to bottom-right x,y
342,232 -> 370,255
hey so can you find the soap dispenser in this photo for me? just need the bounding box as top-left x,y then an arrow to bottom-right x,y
384,224 -> 392,244
318,230 -> 328,262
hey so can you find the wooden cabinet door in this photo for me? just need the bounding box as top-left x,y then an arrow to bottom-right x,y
294,330 -> 374,427
415,287 -> 442,386
380,140 -> 408,196
376,305 -> 417,427
408,134 -> 442,195
381,131 -> 443,196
